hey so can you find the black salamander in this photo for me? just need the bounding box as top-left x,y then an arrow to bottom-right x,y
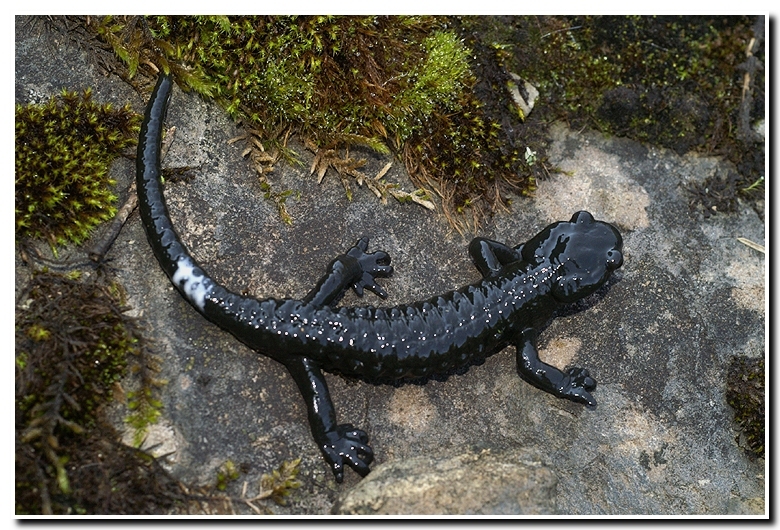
136,73 -> 624,483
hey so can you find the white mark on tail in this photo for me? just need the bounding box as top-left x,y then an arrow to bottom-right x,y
172,256 -> 212,311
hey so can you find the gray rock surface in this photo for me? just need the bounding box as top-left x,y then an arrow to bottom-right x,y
16,18 -> 765,515
332,448 -> 557,515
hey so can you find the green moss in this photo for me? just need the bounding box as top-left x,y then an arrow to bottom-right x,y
259,458 -> 301,506
25,323 -> 51,341
200,457 -> 301,513
515,16 -> 754,139
129,15 -> 450,144
216,459 -> 240,491
387,31 -> 472,141
502,15 -> 764,209
49,16 -> 764,228
85,15 -> 535,231
16,351 -> 28,370
16,272 -> 132,426
125,387 -> 164,447
727,356 -> 764,458
15,88 -> 140,249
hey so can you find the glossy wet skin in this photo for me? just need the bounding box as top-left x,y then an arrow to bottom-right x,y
518,212 -> 624,303
136,73 -> 624,483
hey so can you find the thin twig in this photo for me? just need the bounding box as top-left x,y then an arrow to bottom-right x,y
88,181 -> 138,262
89,126 -> 176,262
540,25 -> 583,39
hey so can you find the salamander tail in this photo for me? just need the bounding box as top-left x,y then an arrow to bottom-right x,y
136,74 -> 216,313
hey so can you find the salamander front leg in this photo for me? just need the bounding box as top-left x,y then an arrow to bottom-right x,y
304,237 -> 393,308
285,356 -> 374,482
515,328 -> 597,407
468,237 -> 523,278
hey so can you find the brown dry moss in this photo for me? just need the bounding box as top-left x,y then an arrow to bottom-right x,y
727,356 -> 764,459
15,270 -> 175,514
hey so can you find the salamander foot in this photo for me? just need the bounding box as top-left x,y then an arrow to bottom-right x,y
320,424 -> 374,483
347,237 -> 393,299
560,367 -> 597,407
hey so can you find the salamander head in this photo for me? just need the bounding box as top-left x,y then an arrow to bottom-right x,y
521,211 -> 623,303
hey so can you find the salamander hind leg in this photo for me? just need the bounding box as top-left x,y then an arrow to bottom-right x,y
285,356 -> 374,482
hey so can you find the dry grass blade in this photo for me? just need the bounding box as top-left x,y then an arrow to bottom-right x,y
736,237 -> 765,253
375,161 -> 393,180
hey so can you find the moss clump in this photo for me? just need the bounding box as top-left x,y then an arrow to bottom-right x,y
515,16 -> 757,149
686,169 -> 744,217
259,458 -> 301,507
190,457 -> 301,514
125,386 -> 164,448
139,16 -> 471,147
498,15 -> 764,212
16,272 -> 132,428
85,15 -> 535,231
15,271 -> 172,514
15,88 -> 140,249
726,356 -> 764,459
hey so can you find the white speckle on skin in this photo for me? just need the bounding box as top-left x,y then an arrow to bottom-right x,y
172,256 -> 212,311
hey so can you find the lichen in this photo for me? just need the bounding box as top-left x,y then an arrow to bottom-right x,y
15,88 -> 140,249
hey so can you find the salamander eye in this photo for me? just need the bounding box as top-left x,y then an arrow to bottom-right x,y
606,249 -> 623,270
